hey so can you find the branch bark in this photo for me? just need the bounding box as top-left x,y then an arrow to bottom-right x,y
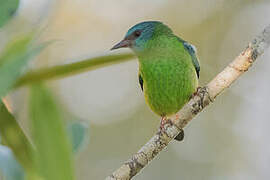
105,24 -> 270,180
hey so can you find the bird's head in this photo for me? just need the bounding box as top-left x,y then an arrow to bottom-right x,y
111,21 -> 172,53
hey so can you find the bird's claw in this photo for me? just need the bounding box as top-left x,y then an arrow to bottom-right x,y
159,116 -> 185,141
191,86 -> 203,99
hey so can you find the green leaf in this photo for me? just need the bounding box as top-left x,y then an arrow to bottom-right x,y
0,100 -> 33,171
29,84 -> 74,180
0,34 -> 47,97
0,0 -> 19,27
15,53 -> 135,87
67,121 -> 89,153
0,145 -> 24,180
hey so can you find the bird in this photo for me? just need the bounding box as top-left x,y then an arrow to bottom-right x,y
111,21 -> 200,141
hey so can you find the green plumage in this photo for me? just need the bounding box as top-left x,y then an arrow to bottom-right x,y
138,34 -> 198,116
112,21 -> 199,117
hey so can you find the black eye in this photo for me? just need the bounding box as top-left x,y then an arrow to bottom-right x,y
134,30 -> 141,37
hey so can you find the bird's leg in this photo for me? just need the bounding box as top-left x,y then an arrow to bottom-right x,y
173,114 -> 184,141
160,116 -> 168,130
159,116 -> 185,141
190,86 -> 202,99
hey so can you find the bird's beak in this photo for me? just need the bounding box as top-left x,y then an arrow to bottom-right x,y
111,39 -> 131,50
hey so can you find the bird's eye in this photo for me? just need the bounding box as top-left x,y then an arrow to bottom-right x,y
134,30 -> 141,37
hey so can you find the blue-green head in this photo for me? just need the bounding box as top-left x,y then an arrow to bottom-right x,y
111,21 -> 172,53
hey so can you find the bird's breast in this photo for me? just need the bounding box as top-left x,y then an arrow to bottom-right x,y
139,58 -> 198,116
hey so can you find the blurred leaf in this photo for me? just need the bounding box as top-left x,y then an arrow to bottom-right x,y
0,145 -> 24,180
0,34 -> 47,97
0,100 -> 34,171
29,83 -> 74,180
15,53 -> 135,87
0,0 -> 19,27
67,122 -> 89,153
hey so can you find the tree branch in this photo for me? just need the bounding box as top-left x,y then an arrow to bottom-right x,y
105,24 -> 270,180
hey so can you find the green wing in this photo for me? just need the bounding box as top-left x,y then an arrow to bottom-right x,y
177,38 -> 200,78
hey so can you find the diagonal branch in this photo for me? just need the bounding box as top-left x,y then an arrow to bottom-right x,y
106,24 -> 270,180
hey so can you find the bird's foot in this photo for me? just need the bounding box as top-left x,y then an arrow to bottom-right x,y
159,116 -> 185,141
190,86 -> 203,99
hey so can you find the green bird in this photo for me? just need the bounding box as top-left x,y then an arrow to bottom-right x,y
111,21 -> 200,141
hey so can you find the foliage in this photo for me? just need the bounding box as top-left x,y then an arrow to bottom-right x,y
67,121 -> 89,154
29,83 -> 74,180
0,0 -> 19,27
0,33 -> 49,97
0,1 -> 134,179
0,101 -> 33,171
15,53 -> 134,88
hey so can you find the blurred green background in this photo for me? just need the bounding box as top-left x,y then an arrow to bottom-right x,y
1,0 -> 270,179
